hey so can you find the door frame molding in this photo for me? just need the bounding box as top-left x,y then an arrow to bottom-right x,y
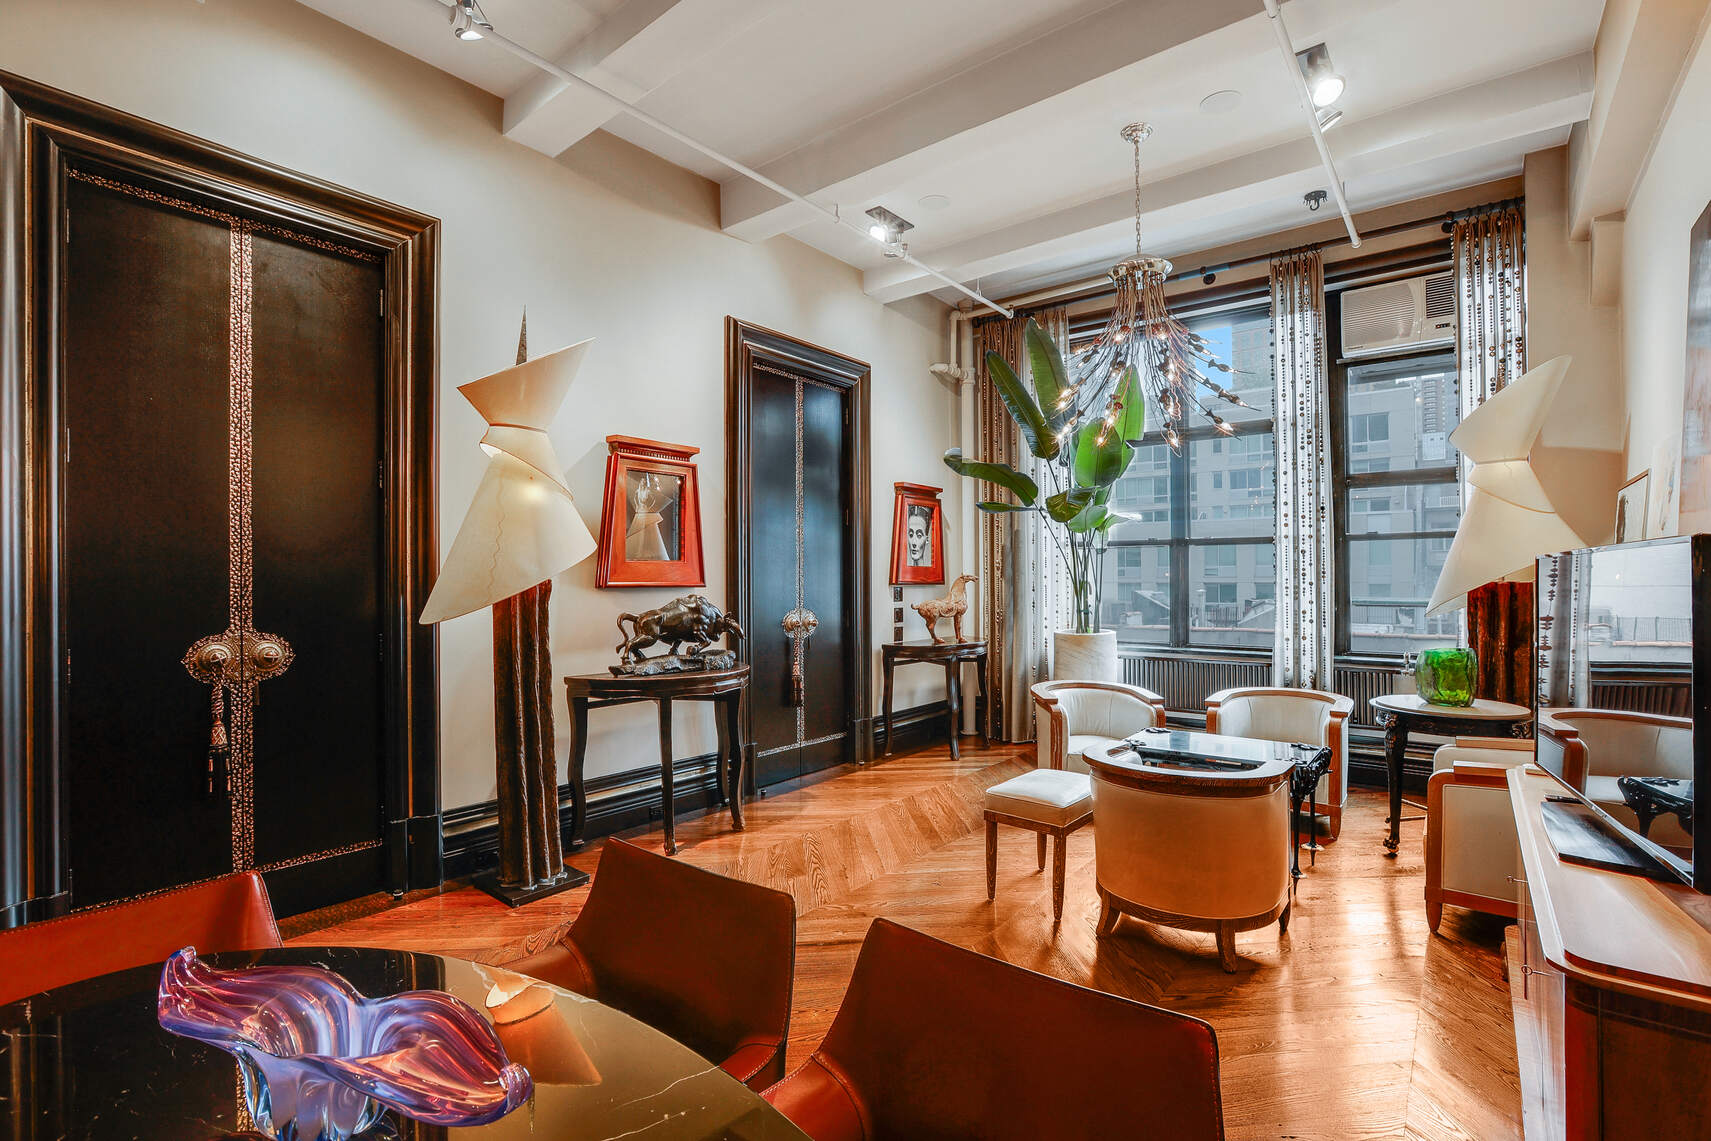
725,318 -> 872,774
0,73 -> 440,923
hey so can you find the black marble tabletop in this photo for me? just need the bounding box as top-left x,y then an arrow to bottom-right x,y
0,945 -> 808,1140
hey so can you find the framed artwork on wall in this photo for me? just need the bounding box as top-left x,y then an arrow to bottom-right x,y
1615,470 -> 1651,544
889,482 -> 945,585
1678,199 -> 1711,532
596,436 -> 705,588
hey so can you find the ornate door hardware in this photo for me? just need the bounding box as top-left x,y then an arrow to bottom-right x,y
781,605 -> 818,706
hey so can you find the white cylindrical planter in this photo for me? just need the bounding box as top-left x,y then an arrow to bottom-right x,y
1053,630 -> 1120,682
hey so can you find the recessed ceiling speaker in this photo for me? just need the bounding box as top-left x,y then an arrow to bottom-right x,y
1199,90 -> 1242,114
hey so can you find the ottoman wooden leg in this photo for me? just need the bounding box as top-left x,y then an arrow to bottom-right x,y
1216,921 -> 1239,973
1097,889 -> 1121,936
985,816 -> 998,901
1051,833 -> 1067,924
1037,833 -> 1047,871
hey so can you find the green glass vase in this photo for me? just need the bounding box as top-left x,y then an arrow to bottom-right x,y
1416,647 -> 1478,707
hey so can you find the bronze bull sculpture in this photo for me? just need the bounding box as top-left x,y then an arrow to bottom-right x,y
615,594 -> 745,668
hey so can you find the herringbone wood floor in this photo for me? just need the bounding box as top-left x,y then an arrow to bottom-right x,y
294,741 -> 1521,1141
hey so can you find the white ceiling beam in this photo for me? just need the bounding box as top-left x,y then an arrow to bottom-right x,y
503,0 -> 780,158
1566,0 -> 1711,239
863,54 -> 1593,303
717,0 -> 1263,244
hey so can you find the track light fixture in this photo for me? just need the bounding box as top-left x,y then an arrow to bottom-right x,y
1295,43 -> 1345,108
1315,106 -> 1344,132
864,206 -> 915,259
450,0 -> 492,41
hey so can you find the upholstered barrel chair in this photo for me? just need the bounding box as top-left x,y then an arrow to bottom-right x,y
1086,753 -> 1293,972
1537,708 -> 1694,848
1205,687 -> 1353,840
1424,736 -> 1535,932
1032,680 -> 1167,774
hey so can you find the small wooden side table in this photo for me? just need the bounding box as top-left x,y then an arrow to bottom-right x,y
880,640 -> 988,760
564,665 -> 749,856
1369,693 -> 1531,857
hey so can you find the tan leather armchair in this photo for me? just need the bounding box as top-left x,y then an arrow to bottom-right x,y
1424,737 -> 1534,932
1088,756 -> 1293,972
1537,708 -> 1694,848
1032,680 -> 1166,774
1205,687 -> 1353,840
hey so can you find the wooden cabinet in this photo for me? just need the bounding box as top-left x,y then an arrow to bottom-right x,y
1507,768 -> 1711,1139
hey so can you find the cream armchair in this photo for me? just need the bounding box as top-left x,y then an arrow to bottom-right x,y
1538,708 -> 1694,848
1031,681 -> 1167,774
1424,737 -> 1534,932
1205,688 -> 1353,840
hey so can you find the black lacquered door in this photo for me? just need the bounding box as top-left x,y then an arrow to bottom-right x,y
747,363 -> 854,787
59,172 -> 388,914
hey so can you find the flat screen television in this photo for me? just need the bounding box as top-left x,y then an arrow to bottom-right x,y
1535,535 -> 1703,891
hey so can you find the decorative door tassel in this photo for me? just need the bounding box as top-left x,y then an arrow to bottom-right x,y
790,671 -> 806,708
207,678 -> 230,797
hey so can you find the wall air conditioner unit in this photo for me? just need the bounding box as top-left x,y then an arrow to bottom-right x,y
1341,271 -> 1457,358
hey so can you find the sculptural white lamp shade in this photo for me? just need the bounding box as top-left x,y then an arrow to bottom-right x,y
1426,355 -> 1587,616
421,336 -> 597,906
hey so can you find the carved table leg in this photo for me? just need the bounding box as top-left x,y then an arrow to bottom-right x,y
1037,833 -> 1048,870
569,695 -> 590,850
1383,713 -> 1407,857
882,654 -> 896,757
945,661 -> 961,762
658,697 -> 677,856
713,695 -> 730,808
725,690 -> 746,832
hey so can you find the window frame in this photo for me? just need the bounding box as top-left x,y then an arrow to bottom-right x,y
1327,289 -> 1461,659
1093,300 -> 1277,650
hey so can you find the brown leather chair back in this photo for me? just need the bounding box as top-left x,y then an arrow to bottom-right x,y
0,872 -> 283,1006
771,919 -> 1223,1141
568,839 -> 795,1086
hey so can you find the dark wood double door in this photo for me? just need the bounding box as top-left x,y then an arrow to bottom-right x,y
727,321 -> 871,788
0,75 -> 438,922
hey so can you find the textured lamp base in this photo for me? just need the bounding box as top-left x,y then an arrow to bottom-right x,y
474,866 -> 589,908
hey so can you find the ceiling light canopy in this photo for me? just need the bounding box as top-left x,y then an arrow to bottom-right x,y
1295,43 -> 1344,108
450,0 -> 493,42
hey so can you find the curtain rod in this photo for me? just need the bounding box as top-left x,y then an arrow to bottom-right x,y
988,196 -> 1524,319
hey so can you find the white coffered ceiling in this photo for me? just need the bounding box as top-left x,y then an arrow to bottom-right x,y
293,0 -> 1603,305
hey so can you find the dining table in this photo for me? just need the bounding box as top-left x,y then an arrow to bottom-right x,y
0,945 -> 811,1140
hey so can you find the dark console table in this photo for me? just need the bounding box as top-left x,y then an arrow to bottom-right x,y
564,665 -> 749,856
880,640 -> 988,760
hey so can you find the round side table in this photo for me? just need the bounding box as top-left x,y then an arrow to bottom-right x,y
1368,693 -> 1531,856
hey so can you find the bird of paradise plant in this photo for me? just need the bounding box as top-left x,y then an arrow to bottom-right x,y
943,318 -> 1145,635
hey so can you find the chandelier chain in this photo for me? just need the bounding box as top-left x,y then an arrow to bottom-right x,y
1133,131 -> 1143,259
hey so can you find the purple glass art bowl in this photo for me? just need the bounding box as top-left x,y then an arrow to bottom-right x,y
157,948 -> 533,1141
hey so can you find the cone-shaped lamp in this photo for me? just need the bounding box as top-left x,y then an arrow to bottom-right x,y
1426,355 -> 1586,616
421,320 -> 596,905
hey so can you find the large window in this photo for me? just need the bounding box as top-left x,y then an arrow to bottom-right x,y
1333,349 -> 1461,654
1100,305 -> 1276,649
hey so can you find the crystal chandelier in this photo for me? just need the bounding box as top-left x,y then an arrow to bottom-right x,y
1069,123 -> 1248,453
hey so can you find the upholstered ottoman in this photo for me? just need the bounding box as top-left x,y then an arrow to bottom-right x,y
984,769 -> 1094,924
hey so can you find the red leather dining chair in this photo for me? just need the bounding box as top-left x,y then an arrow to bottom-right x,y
507,838 -> 796,1091
0,871 -> 282,1006
764,919 -> 1225,1141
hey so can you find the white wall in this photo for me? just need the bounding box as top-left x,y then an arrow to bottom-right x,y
1620,6 -> 1711,533
5,0 -> 959,810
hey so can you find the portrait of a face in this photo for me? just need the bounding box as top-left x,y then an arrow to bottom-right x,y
907,505 -> 931,566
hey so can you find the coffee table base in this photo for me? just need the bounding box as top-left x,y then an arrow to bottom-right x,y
1096,884 -> 1290,973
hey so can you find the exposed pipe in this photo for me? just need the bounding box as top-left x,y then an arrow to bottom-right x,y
419,0 -> 1014,317
930,304 -> 981,734
1260,0 -> 1361,247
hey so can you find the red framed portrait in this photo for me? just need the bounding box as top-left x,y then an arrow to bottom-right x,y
890,482 -> 945,585
596,436 -> 706,588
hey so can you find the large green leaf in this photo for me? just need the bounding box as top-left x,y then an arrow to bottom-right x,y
1071,364 -> 1147,488
942,448 -> 1038,505
977,501 -> 1037,513
985,351 -> 1058,461
1046,486 -> 1096,523
1064,486 -> 1112,533
1024,319 -> 1073,434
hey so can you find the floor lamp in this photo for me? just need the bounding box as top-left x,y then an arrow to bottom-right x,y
421,328 -> 597,906
1427,355 -> 1586,618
